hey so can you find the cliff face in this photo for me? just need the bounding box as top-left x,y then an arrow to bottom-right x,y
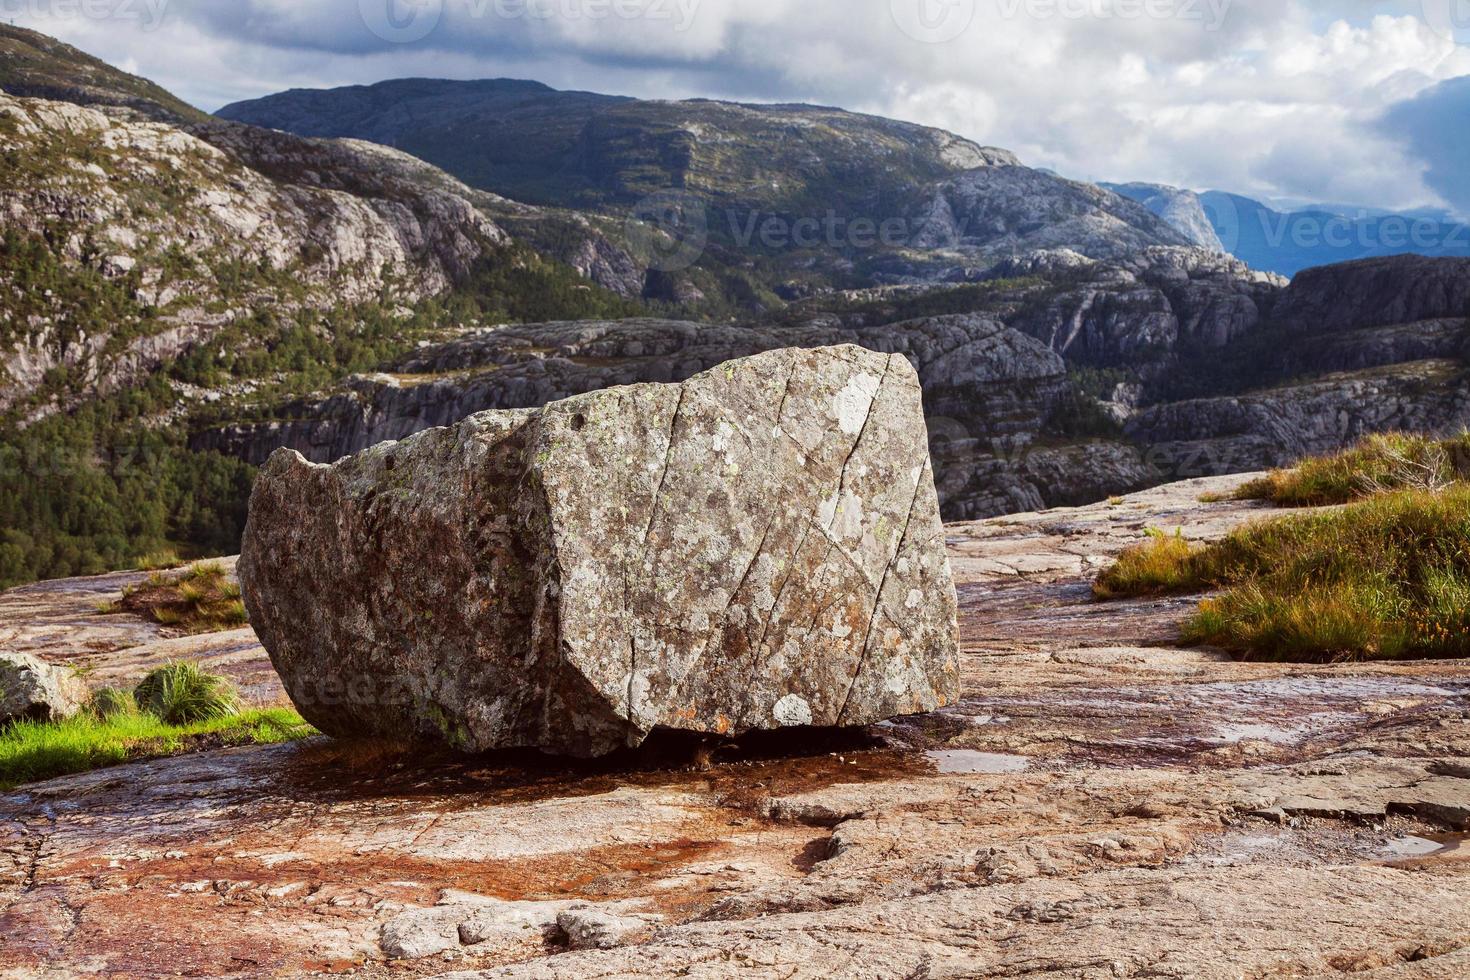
199,252 -> 1470,519
1001,247 -> 1285,372
195,314 -> 1125,520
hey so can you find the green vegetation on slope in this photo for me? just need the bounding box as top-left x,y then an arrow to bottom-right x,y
1095,486 -> 1470,662
0,386 -> 256,587
1235,431 -> 1470,507
0,236 -> 644,589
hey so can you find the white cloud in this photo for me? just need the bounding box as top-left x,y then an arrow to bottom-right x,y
8,0 -> 1470,211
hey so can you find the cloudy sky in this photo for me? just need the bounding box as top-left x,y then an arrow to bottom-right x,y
10,0 -> 1470,214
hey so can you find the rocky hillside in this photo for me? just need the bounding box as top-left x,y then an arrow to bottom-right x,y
220,79 -> 1189,311
0,23 -> 202,122
0,89 -> 521,413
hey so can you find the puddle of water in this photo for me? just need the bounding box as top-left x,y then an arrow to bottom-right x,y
1382,836 -> 1448,859
926,750 -> 1031,775
1380,834 -> 1469,865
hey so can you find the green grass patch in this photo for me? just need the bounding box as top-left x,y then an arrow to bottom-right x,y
0,706 -> 313,790
1095,486 -> 1470,662
1236,432 -> 1470,507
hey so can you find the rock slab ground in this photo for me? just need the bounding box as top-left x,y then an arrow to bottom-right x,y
0,474 -> 1466,978
240,345 -> 959,757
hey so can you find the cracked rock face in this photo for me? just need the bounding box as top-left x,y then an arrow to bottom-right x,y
240,345 -> 959,757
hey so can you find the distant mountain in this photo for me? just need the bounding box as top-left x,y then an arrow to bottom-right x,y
1106,172 -> 1470,278
1102,183 -> 1224,252
219,79 -> 1189,307
219,79 -> 1021,211
1197,192 -> 1470,279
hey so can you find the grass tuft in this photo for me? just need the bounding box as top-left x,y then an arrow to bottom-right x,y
1236,431 -> 1470,507
86,687 -> 138,720
133,661 -> 240,725
134,550 -> 184,572
105,562 -> 249,634
1093,529 -> 1212,599
1096,485 -> 1470,662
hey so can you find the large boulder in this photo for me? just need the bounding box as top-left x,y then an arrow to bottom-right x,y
241,345 -> 959,757
0,653 -> 86,724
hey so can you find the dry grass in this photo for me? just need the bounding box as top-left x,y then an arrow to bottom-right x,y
1095,486 -> 1470,662
1093,529 -> 1208,599
107,561 -> 247,634
1236,431 -> 1470,507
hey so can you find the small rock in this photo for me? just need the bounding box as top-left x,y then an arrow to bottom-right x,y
457,899 -> 568,947
557,908 -> 655,951
0,652 -> 86,724
380,907 -> 465,961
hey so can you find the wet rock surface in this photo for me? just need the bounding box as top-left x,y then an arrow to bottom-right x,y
241,345 -> 959,756
1,473 -> 1467,977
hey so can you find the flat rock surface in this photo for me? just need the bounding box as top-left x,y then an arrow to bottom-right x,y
1,473 -> 1468,977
